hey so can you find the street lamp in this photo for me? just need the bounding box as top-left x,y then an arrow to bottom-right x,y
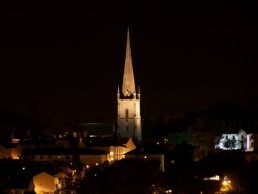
220,176 -> 233,192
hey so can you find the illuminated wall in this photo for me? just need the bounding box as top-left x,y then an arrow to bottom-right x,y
33,172 -> 58,194
117,97 -> 141,141
108,139 -> 136,161
215,129 -> 254,152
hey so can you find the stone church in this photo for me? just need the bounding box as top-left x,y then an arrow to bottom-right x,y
77,28 -> 142,144
117,28 -> 142,142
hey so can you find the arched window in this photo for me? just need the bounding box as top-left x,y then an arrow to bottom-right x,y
125,108 -> 129,120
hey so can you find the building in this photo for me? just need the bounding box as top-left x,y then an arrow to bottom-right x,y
21,142 -> 136,164
33,172 -> 61,194
117,28 -> 142,142
78,148 -> 108,164
22,147 -> 74,162
77,122 -> 115,145
125,146 -> 165,172
215,129 -> 254,152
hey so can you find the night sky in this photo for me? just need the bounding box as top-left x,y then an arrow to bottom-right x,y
1,1 -> 258,126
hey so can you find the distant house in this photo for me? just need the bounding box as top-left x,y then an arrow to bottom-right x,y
125,146 -> 165,172
10,145 -> 26,159
78,148 -> 108,165
33,172 -> 61,194
215,129 -> 254,152
0,143 -> 25,160
21,147 -> 110,165
21,138 -> 136,166
109,137 -> 136,161
91,137 -> 137,162
78,137 -> 136,165
22,147 -> 74,162
54,138 -> 71,148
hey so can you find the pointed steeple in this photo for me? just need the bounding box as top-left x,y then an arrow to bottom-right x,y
122,28 -> 136,96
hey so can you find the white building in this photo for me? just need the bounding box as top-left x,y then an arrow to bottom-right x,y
215,129 -> 254,152
117,28 -> 142,142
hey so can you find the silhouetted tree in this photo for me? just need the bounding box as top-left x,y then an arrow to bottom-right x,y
79,159 -> 162,194
188,101 -> 247,148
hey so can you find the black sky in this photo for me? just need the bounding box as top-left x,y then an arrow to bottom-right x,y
1,1 -> 258,126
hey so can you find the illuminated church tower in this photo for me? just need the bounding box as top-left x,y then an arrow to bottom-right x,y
117,29 -> 142,142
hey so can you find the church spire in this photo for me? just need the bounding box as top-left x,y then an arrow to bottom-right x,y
122,28 -> 136,96
117,27 -> 142,142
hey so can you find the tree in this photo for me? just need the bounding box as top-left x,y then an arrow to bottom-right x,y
79,159 -> 163,194
189,116 -> 230,148
188,101 -> 247,148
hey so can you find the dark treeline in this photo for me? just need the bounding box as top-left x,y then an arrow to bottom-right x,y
1,99 -> 258,145
143,99 -> 258,140
78,156 -> 258,194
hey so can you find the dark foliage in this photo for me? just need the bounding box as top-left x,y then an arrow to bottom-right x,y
79,159 -> 162,194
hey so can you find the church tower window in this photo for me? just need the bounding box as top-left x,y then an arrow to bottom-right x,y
125,108 -> 129,121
